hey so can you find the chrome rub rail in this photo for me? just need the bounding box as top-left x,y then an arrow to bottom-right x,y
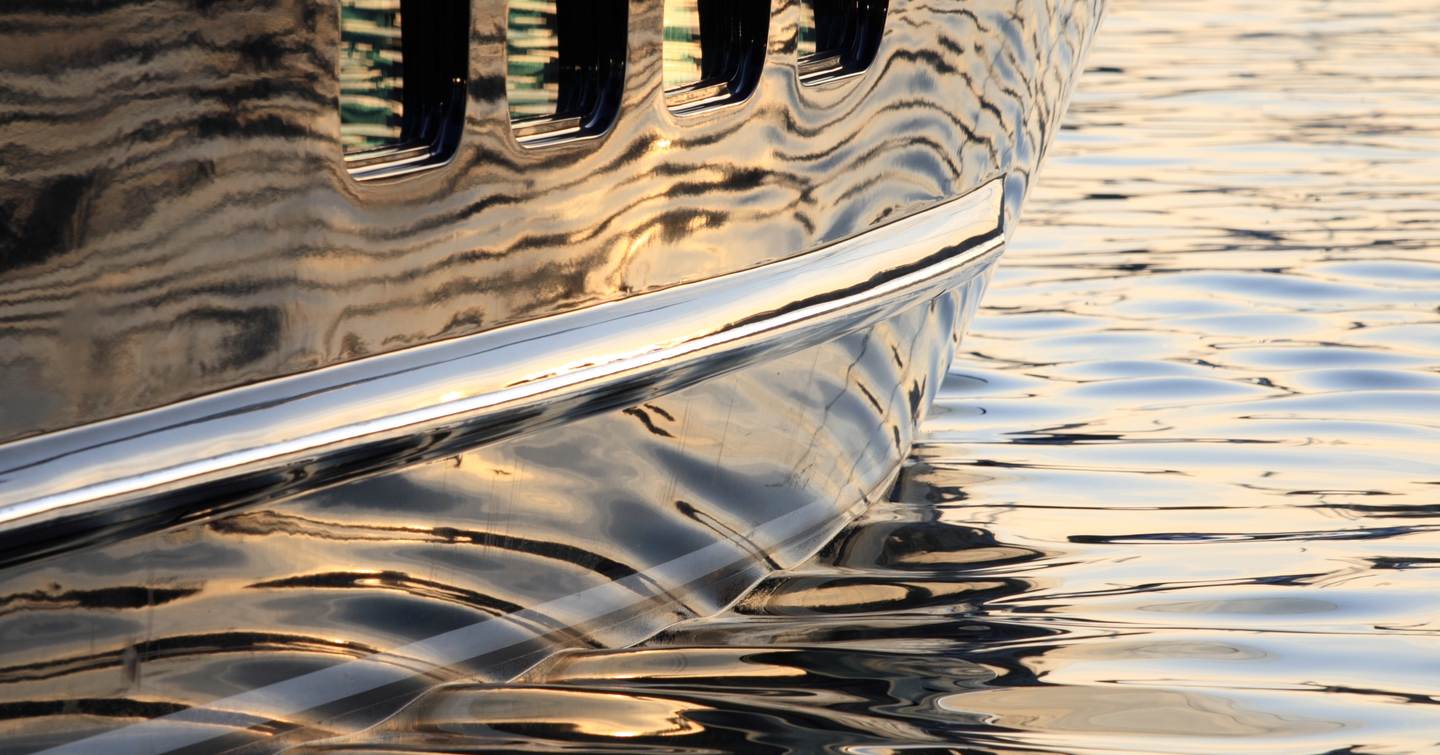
0,180 -> 1004,557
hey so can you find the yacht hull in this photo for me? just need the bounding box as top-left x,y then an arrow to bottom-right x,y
0,0 -> 1103,749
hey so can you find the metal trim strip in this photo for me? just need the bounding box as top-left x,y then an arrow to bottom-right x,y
0,179 -> 1004,547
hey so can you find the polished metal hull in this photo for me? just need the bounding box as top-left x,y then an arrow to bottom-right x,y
0,0 -> 1102,750
3,191 -> 1001,753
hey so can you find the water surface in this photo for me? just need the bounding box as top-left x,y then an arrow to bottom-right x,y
325,1 -> 1440,751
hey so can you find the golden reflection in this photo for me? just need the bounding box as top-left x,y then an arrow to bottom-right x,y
523,647 -> 807,682
422,687 -> 707,738
742,577 -> 1010,613
938,687 -> 1340,738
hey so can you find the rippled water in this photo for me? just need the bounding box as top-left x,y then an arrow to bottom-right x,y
321,2 -> 1440,751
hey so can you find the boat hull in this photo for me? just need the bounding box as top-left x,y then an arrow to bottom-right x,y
0,0 -> 1104,748
1,262 -> 995,752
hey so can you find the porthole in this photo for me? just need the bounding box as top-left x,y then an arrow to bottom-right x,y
797,0 -> 887,84
506,0 -> 629,145
340,0 -> 469,180
663,0 -> 770,114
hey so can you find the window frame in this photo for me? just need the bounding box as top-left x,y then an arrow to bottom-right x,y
797,0 -> 888,85
506,0 -> 630,147
663,0 -> 772,115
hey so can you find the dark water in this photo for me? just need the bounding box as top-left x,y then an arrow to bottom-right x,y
317,2 -> 1440,752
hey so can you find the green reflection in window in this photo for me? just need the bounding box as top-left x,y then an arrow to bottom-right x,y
663,0 -> 705,91
340,0 -> 405,153
797,2 -> 819,59
507,0 -> 562,121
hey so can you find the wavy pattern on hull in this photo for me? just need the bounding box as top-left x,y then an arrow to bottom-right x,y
0,0 -> 1101,442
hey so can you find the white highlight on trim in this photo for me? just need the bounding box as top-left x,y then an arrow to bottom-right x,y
0,181 -> 1003,537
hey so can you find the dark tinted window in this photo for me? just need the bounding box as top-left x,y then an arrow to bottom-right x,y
663,0 -> 770,113
339,0 -> 468,179
798,0 -> 887,83
506,0 -> 628,144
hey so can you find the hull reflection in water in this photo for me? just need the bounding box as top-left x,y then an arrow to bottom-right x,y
309,492 -> 1048,752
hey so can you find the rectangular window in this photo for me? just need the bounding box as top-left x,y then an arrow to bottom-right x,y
340,0 -> 406,153
506,0 -> 628,145
507,0 -> 564,125
798,0 -> 888,84
662,0 -> 770,113
339,0 -> 468,179
663,0 -> 706,93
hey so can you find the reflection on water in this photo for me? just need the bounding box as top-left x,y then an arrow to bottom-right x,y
322,0 -> 1440,751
